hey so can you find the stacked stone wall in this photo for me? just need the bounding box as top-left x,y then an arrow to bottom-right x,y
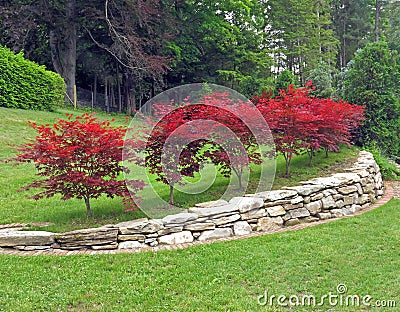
0,151 -> 383,251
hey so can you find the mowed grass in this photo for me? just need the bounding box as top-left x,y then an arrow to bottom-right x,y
0,106 -> 358,232
0,107 -> 147,231
0,199 -> 399,311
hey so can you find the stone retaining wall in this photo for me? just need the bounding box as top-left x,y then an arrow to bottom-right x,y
0,151 -> 383,251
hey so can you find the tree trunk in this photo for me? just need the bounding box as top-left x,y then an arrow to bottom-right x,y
284,153 -> 292,177
105,77 -> 109,113
342,13 -> 347,68
375,0 -> 380,42
237,170 -> 243,190
169,184 -> 174,205
84,196 -> 93,218
110,83 -> 115,109
93,75 -> 97,106
116,64 -> 122,113
125,75 -> 136,115
232,167 -> 244,190
308,147 -> 314,165
48,0 -> 77,103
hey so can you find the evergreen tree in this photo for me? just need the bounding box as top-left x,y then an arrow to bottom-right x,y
306,61 -> 335,98
331,0 -> 375,68
343,41 -> 400,157
382,0 -> 400,52
274,69 -> 296,96
267,0 -> 337,82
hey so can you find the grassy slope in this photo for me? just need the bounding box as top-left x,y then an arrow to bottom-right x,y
0,199 -> 399,311
0,107 -> 147,231
0,107 -> 358,232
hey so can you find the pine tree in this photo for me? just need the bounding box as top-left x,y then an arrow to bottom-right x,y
267,0 -> 337,82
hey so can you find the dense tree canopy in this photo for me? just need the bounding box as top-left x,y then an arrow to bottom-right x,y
2,0 -> 400,211
0,0 -> 399,121
342,41 -> 400,157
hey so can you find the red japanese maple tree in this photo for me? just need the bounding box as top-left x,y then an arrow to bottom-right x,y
198,92 -> 268,190
146,92 -> 270,204
10,113 -> 145,217
146,103 -> 206,204
254,83 -> 364,176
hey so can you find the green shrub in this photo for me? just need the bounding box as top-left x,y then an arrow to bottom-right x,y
0,46 -> 65,110
367,144 -> 400,180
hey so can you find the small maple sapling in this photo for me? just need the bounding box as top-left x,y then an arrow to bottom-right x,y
9,113 -> 145,217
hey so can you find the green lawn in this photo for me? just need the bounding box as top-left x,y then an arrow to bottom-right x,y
0,199 -> 399,311
0,106 -> 359,232
0,107 -> 398,311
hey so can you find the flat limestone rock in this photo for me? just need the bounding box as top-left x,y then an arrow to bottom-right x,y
240,208 -> 267,220
194,199 -> 229,208
188,203 -> 239,217
0,231 -> 55,247
117,219 -> 164,235
118,234 -> 146,242
91,243 -> 118,250
229,197 -> 264,213
305,173 -> 360,188
289,208 -> 311,219
248,190 -> 298,202
157,227 -> 183,236
118,241 -> 147,249
305,201 -> 322,215
158,231 -> 194,245
162,213 -> 198,225
197,228 -> 233,241
113,218 -> 148,228
321,195 -> 336,209
233,221 -> 252,236
337,185 -> 359,195
284,184 -> 325,196
256,217 -> 283,231
266,205 -> 286,217
317,212 -> 332,220
332,173 -> 362,184
14,245 -> 52,251
184,222 -> 215,231
56,227 -> 118,247
212,214 -> 241,226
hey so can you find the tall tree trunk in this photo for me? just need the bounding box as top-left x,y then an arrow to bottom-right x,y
105,77 -> 109,113
93,75 -> 97,106
49,0 -> 77,103
110,83 -> 115,109
125,75 -> 136,115
116,64 -> 122,113
375,0 -> 380,42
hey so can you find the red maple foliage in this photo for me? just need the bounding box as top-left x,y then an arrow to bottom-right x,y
254,83 -> 364,176
198,92 -> 270,190
9,113 -> 145,217
146,92 -> 270,204
146,101 -> 213,204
